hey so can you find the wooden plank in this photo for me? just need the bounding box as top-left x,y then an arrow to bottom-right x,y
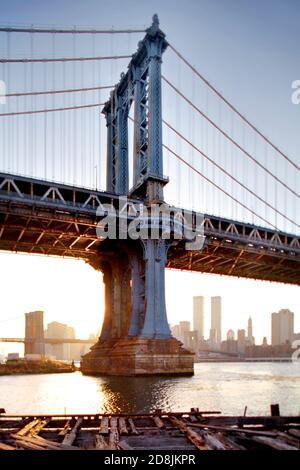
95,435 -> 108,449
202,432 -> 245,450
169,416 -> 208,450
62,418 -> 82,446
0,442 -> 15,450
58,419 -> 71,436
128,418 -> 139,435
188,423 -> 278,437
99,416 -> 109,435
201,432 -> 228,450
118,417 -> 128,435
29,418 -> 50,436
153,416 -> 165,429
118,439 -> 133,450
15,417 -> 50,437
15,439 -> 46,450
273,431 -> 300,448
12,433 -> 78,450
109,417 -> 119,450
288,429 -> 300,439
199,415 -> 300,426
17,418 -> 42,436
252,435 -> 298,451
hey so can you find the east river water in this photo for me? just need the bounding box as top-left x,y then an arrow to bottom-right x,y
1,362 -> 300,415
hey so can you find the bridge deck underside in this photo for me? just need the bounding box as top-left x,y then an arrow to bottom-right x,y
0,202 -> 299,285
0,173 -> 299,285
167,242 -> 300,284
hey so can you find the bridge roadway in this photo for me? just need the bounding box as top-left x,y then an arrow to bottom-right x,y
0,172 -> 299,285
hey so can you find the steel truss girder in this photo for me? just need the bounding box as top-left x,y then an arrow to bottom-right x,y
0,172 -> 299,284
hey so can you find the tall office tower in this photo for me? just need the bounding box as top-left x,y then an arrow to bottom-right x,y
247,317 -> 253,338
193,296 -> 204,340
171,324 -> 180,340
227,329 -> 235,341
237,329 -> 246,353
24,311 -> 45,355
271,309 -> 294,345
237,329 -> 246,343
45,321 -> 75,360
247,316 -> 255,345
211,296 -> 222,345
179,321 -> 191,342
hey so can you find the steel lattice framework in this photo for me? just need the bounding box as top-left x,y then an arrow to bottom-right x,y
0,172 -> 299,285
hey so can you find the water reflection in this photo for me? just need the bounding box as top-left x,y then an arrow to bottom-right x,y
100,376 -> 177,413
1,363 -> 299,416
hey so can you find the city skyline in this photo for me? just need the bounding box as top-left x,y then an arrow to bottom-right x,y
172,295 -> 298,347
0,252 -> 299,357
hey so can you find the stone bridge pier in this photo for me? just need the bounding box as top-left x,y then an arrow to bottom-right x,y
81,239 -> 194,376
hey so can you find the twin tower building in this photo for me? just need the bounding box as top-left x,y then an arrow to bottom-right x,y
194,296 -> 222,347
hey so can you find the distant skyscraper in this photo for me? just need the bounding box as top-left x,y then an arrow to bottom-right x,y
227,329 -> 235,341
45,321 -> 75,360
247,317 -> 254,345
237,329 -> 246,343
211,296 -> 221,345
179,321 -> 190,342
271,309 -> 294,345
193,296 -> 204,340
237,329 -> 246,354
171,324 -> 180,340
247,317 -> 253,338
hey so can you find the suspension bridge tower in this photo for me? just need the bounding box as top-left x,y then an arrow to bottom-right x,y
81,16 -> 194,376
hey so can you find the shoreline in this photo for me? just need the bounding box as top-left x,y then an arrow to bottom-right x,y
0,360 -> 77,376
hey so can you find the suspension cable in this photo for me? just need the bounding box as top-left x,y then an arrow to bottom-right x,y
0,102 -> 105,117
168,43 -> 300,173
5,84 -> 113,97
162,75 -> 300,200
163,143 -> 278,230
163,120 -> 300,231
0,26 -> 145,34
0,55 -> 131,63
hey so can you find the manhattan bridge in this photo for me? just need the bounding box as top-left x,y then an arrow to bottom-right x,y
0,16 -> 299,375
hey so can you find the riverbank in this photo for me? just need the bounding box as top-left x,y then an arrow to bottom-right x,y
0,359 -> 76,375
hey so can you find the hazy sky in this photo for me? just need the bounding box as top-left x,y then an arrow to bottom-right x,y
0,1 -> 299,355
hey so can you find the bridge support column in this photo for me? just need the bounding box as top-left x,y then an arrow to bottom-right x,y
81,241 -> 194,376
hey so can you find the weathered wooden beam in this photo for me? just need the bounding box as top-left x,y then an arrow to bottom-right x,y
118,418 -> 128,435
128,418 -> 139,435
288,429 -> 300,439
0,441 -> 15,450
118,439 -> 133,450
95,435 -> 108,449
58,419 -> 71,436
169,416 -> 208,450
17,418 -> 42,436
153,416 -> 165,429
12,433 -> 79,450
62,418 -> 82,446
252,435 -> 298,451
109,417 -> 119,450
188,423 -> 278,437
201,432 -> 229,450
99,416 -> 109,435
